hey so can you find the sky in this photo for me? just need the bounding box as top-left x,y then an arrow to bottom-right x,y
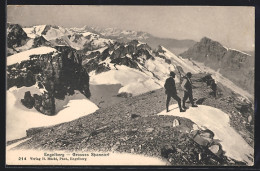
7,5 -> 255,51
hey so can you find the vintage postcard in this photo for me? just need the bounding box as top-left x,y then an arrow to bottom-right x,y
6,5 -> 254,166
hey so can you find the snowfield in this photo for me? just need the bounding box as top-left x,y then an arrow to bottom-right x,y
6,86 -> 98,141
158,104 -> 253,165
89,65 -> 161,96
161,46 -> 201,73
7,46 -> 57,66
86,46 -> 108,55
144,57 -> 176,82
23,25 -> 47,38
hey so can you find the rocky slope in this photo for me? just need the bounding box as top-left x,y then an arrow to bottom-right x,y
180,37 -> 254,94
9,73 -> 254,166
7,46 -> 91,115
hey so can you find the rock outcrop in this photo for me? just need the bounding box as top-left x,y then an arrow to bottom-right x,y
32,36 -> 51,48
83,40 -> 155,73
7,46 -> 91,115
21,91 -> 35,109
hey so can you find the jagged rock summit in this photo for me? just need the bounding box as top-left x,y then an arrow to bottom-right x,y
7,23 -> 29,48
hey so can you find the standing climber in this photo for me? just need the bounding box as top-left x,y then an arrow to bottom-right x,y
164,71 -> 185,112
181,72 -> 198,108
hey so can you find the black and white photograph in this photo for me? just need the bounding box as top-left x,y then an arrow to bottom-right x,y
6,5 -> 255,166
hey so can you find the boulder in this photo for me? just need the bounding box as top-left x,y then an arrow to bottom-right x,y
234,101 -> 252,116
200,129 -> 214,139
131,114 -> 140,119
193,134 -> 211,146
208,144 -> 223,157
161,146 -> 176,158
117,92 -> 133,98
33,93 -> 55,115
192,129 -> 214,146
172,119 -> 180,127
196,98 -> 207,105
21,91 -> 35,109
192,124 -> 200,131
145,128 -> 154,133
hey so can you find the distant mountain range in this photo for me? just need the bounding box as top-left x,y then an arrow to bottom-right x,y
10,24 -> 195,55
79,26 -> 197,55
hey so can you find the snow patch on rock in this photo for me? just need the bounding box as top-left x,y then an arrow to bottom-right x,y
6,86 -> 98,141
161,46 -> 201,73
7,46 -> 57,66
90,65 -> 161,96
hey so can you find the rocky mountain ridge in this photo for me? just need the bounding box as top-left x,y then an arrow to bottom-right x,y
180,37 -> 254,94
83,40 -> 154,73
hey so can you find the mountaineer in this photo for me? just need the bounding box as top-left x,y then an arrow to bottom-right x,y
181,72 -> 198,109
164,71 -> 185,112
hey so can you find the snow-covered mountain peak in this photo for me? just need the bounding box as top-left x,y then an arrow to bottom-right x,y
23,24 -> 71,40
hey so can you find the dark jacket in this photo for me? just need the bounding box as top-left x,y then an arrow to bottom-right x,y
182,76 -> 192,92
164,77 -> 177,94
